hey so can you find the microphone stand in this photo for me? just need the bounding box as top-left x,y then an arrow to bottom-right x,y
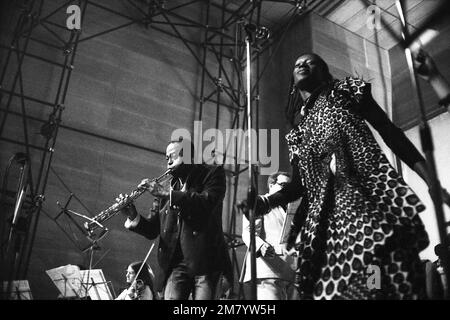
395,0 -> 450,299
7,157 -> 29,247
56,202 -> 109,243
82,237 -> 98,299
55,202 -> 107,299
68,209 -> 108,243
61,274 -> 81,299
4,154 -> 29,300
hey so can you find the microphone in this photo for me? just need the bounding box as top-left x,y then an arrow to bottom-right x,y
14,152 -> 29,166
244,23 -> 270,41
244,23 -> 257,34
236,200 -> 248,210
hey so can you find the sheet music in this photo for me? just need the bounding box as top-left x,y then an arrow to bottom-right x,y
45,264 -> 86,298
279,197 -> 302,244
2,280 -> 33,300
46,265 -> 113,300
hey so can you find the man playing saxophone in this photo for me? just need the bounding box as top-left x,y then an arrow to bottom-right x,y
116,138 -> 232,300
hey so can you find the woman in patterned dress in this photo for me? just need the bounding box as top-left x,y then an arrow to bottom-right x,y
255,53 -> 450,300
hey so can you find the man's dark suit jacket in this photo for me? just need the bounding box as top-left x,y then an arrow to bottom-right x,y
128,164 -> 229,288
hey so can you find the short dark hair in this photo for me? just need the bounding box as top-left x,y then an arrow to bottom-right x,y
267,171 -> 290,188
434,243 -> 450,257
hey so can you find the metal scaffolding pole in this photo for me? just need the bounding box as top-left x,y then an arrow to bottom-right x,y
0,0 -> 86,297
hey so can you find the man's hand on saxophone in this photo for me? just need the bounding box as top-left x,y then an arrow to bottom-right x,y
139,178 -> 169,200
116,193 -> 138,220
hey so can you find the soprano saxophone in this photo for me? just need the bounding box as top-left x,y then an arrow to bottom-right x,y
84,169 -> 172,233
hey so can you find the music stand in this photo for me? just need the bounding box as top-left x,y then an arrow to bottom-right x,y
49,167 -> 108,251
79,269 -> 113,300
53,195 -> 108,250
279,197 -> 303,245
1,280 -> 33,300
46,264 -> 87,299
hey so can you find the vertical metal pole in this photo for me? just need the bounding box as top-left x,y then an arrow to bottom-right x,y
395,0 -> 450,299
198,1 -> 210,122
0,0 -> 37,299
4,157 -> 29,298
255,2 -> 262,187
22,0 -> 87,278
245,35 -> 257,300
215,0 -> 225,131
0,1 -> 35,137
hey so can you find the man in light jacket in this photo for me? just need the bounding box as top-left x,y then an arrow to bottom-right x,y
240,172 -> 297,300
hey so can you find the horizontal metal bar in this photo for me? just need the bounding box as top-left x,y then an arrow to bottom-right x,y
204,42 -> 245,46
150,20 -> 202,28
27,36 -> 63,51
0,107 -> 166,156
227,165 -> 249,177
203,98 -> 241,111
0,44 -> 70,69
210,1 -> 235,15
77,20 -> 137,43
164,0 -> 204,12
0,107 -> 49,123
161,8 -> 210,29
42,20 -> 67,31
87,0 -> 137,21
0,136 -> 48,152
149,25 -> 200,46
60,125 -> 165,155
162,8 -> 235,41
125,0 -> 147,18
39,19 -> 68,46
0,88 -> 55,107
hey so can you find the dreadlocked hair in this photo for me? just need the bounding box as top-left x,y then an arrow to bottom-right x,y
285,77 -> 303,128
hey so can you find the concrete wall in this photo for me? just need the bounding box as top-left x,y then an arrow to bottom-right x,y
309,13 -> 395,164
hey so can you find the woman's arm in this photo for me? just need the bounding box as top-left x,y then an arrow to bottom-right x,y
267,163 -> 304,208
252,163 -> 304,217
360,93 -> 425,170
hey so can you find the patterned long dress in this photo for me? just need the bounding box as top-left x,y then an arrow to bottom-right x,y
284,77 -> 429,300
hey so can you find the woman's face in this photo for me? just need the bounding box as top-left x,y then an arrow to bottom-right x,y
126,266 -> 136,284
293,54 -> 325,88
